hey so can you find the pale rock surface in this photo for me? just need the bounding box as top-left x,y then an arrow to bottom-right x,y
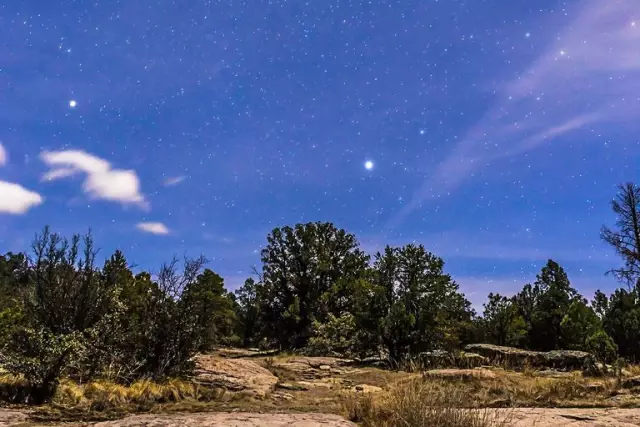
495,408 -> 640,426
0,410 -> 27,427
192,354 -> 278,398
90,412 -> 357,427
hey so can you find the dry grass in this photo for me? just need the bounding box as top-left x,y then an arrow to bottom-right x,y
0,373 -> 222,412
411,368 -> 623,408
342,379 -> 511,427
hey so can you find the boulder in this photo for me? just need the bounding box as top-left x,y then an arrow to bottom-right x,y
461,352 -> 490,368
353,384 -> 383,393
543,350 -> 592,371
465,344 -> 546,368
465,344 -> 594,371
191,354 -> 278,398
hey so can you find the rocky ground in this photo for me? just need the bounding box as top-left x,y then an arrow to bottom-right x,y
4,408 -> 640,426
4,346 -> 640,426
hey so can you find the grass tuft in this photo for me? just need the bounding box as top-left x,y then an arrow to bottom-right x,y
343,378 -> 509,427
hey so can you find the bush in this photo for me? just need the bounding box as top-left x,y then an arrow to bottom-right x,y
0,328 -> 84,403
306,313 -> 359,357
586,330 -> 618,365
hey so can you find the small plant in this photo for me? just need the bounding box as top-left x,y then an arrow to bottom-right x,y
263,356 -> 275,371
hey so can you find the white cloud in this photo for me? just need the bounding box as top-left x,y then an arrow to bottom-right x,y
0,180 -> 43,214
0,143 -> 6,166
164,176 -> 186,187
136,222 -> 170,235
42,167 -> 79,181
40,150 -> 147,208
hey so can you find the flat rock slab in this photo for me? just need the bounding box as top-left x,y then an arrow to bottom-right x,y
496,408 -> 640,426
193,355 -> 278,398
0,410 -> 27,427
91,412 -> 357,427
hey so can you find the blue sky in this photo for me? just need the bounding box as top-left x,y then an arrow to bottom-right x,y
1,0 -> 639,309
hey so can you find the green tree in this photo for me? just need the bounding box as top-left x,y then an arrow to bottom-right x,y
515,260 -> 578,351
364,244 -> 473,364
559,299 -> 601,350
235,278 -> 262,347
595,288 -> 640,360
257,222 -> 369,349
0,228 -> 118,402
181,268 -> 239,351
586,329 -> 618,365
482,293 -> 526,347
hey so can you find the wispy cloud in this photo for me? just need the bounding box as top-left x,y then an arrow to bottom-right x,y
0,180 -> 43,214
0,143 -> 6,166
395,0 -> 640,224
136,222 -> 170,235
40,150 -> 148,208
163,176 -> 186,187
360,231 -> 612,263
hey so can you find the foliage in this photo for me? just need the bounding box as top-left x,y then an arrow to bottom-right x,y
0,227 -> 238,401
559,299 -> 600,350
256,222 -> 369,349
481,293 -> 526,347
306,313 -> 359,357
585,329 -> 618,365
360,244 -> 475,364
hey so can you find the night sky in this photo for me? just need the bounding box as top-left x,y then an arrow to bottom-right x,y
1,0 -> 639,309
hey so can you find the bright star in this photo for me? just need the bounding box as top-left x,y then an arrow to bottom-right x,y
69,100 -> 77,108
364,160 -> 374,170
419,129 -> 425,135
525,32 -> 531,38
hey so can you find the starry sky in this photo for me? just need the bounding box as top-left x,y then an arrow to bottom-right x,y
1,0 -> 639,309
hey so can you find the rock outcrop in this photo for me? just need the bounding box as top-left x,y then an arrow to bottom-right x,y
465,344 -> 593,371
192,354 -> 278,398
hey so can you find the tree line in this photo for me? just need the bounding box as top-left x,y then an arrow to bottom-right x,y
2,183 -> 640,401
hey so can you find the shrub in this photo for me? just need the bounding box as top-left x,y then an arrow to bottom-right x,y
306,313 -> 359,357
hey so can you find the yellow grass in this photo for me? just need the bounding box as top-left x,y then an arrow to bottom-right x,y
0,373 -> 221,412
342,379 -> 511,427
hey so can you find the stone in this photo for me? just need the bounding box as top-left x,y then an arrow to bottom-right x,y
277,382 -> 308,391
191,354 -> 278,398
352,384 -> 383,393
464,344 -> 594,371
0,409 -> 27,427
543,350 -> 592,371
